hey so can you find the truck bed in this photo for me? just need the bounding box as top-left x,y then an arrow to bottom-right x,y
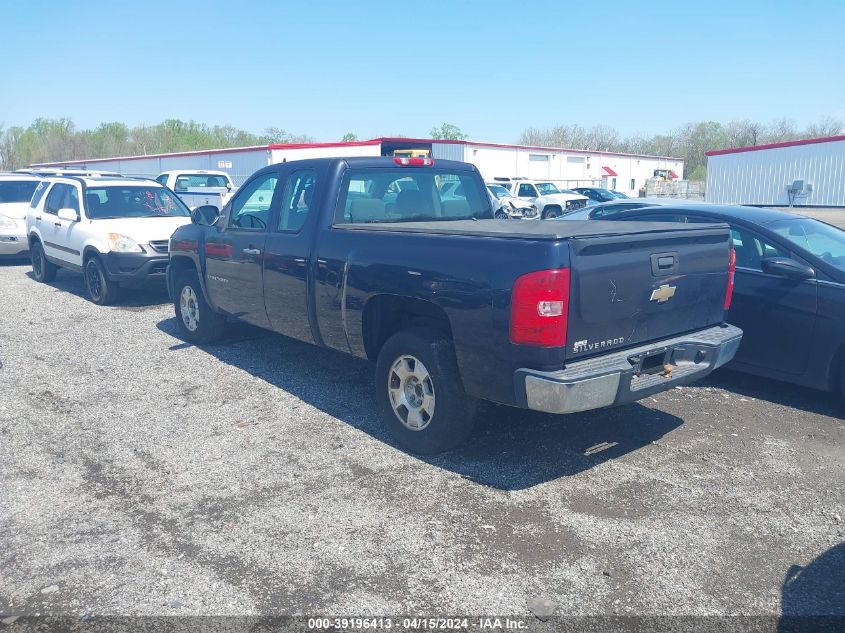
336,218 -> 728,240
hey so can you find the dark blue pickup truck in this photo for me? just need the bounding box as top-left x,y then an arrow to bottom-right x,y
167,157 -> 742,453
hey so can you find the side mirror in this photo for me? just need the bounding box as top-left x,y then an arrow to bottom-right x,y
57,208 -> 79,222
191,205 -> 220,226
761,257 -> 815,280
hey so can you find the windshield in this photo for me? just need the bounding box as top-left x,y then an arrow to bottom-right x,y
336,168 -> 492,224
85,186 -> 191,219
0,181 -> 39,204
591,188 -> 616,201
174,174 -> 230,190
768,217 -> 845,272
536,182 -> 561,195
487,185 -> 510,199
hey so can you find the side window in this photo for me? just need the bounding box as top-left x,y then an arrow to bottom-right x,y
64,186 -> 80,213
155,175 -> 168,186
228,172 -> 279,230
31,181 -> 51,208
517,183 -> 535,198
278,169 -> 317,232
44,184 -> 67,215
730,226 -> 789,271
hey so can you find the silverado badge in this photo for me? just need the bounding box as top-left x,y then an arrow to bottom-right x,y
650,284 -> 677,303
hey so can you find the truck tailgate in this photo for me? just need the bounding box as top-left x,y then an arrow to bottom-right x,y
566,224 -> 731,360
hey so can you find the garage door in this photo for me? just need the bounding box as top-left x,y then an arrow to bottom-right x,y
528,154 -> 550,180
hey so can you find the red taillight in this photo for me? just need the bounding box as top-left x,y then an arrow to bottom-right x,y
724,248 -> 736,310
393,157 -> 434,166
510,268 -> 570,346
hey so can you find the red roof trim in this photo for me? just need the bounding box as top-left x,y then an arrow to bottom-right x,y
706,134 -> 845,157
602,166 -> 618,176
32,144 -> 272,166
268,139 -> 381,150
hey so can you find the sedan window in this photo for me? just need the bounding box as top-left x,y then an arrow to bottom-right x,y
729,226 -> 789,271
768,217 -> 845,273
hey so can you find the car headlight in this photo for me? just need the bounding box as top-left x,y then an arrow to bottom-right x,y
0,214 -> 17,230
108,233 -> 143,253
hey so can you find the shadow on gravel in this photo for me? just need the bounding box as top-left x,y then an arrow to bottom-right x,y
157,317 -> 683,490
24,270 -> 169,309
779,542 -> 845,632
703,368 -> 844,419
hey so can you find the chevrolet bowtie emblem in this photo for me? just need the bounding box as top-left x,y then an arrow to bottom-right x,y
650,284 -> 677,303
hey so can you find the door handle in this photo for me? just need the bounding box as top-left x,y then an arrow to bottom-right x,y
35,216 -> 42,222
54,222 -> 62,228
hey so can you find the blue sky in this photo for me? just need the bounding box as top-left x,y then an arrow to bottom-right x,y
2,0 -> 843,143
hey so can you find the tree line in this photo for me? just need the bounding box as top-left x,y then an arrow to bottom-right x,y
2,116 -> 842,179
519,116 -> 843,180
0,119 -> 314,171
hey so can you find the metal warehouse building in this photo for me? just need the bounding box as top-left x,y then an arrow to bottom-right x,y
706,135 -> 845,207
31,137 -> 683,197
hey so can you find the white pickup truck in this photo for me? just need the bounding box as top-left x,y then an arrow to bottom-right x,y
155,170 -> 237,212
493,178 -> 588,219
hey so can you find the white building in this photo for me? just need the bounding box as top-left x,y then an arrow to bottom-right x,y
31,137 -> 684,196
706,135 -> 845,206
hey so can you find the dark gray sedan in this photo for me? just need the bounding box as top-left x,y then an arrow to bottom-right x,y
561,202 -> 845,399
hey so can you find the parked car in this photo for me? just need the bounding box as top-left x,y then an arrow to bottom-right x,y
27,176 -> 192,304
0,174 -> 41,259
564,202 -> 845,399
155,170 -> 237,212
572,187 -> 621,205
610,190 -> 629,199
485,183 -> 538,219
492,178 -> 588,218
167,156 -> 741,453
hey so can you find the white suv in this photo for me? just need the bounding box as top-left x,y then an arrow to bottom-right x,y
26,176 -> 192,304
0,174 -> 41,259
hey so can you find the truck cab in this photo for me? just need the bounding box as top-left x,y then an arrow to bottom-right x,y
156,170 -> 237,212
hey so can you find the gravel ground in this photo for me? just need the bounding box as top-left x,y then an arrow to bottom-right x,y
0,261 -> 843,622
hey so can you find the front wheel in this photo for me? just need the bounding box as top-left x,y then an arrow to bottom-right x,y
84,256 -> 119,305
173,271 -> 226,344
494,210 -> 509,220
30,241 -> 57,282
542,207 -> 562,219
375,328 -> 475,454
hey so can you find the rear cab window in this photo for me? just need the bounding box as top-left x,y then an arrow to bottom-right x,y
334,168 -> 491,224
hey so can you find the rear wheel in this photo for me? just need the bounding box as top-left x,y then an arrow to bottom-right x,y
375,328 -> 475,454
84,256 -> 119,305
543,206 -> 562,219
30,241 -> 57,282
173,271 -> 226,344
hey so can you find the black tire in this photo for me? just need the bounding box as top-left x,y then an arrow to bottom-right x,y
494,210 -> 509,220
173,270 -> 226,344
84,255 -> 119,305
375,327 -> 475,454
30,240 -> 57,282
542,206 -> 562,219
